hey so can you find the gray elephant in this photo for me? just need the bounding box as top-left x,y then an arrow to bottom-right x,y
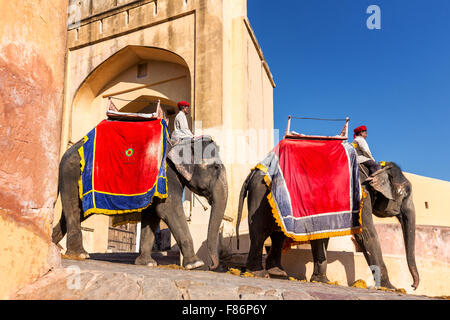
52,136 -> 228,270
354,162 -> 419,289
236,161 -> 419,290
235,168 -> 330,281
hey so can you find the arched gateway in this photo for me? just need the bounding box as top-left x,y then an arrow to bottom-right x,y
60,45 -> 192,253
57,0 -> 275,260
70,45 -> 191,143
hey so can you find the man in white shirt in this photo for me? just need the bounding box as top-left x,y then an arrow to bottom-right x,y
172,101 -> 194,141
352,125 -> 381,176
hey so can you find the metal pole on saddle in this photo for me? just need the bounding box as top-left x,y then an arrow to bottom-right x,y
284,115 -> 349,140
284,115 -> 292,138
339,117 -> 350,139
156,99 -> 163,119
107,97 -> 119,112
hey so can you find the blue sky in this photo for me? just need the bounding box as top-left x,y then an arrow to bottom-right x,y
247,0 -> 450,181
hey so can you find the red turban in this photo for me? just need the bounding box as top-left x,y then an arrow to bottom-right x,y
353,125 -> 367,138
177,101 -> 190,108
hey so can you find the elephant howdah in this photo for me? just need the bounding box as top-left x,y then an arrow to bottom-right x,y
53,120 -> 228,271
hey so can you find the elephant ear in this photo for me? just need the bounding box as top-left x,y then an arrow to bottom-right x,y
369,168 -> 394,200
372,163 -> 411,215
167,140 -> 194,182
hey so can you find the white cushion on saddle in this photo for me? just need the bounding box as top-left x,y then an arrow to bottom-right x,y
107,110 -> 158,120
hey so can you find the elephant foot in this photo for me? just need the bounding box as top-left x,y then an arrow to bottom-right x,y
184,260 -> 205,270
247,269 -> 270,278
267,267 -> 288,278
62,250 -> 90,260
310,273 -> 330,284
380,279 -> 396,290
134,255 -> 158,267
212,264 -> 228,273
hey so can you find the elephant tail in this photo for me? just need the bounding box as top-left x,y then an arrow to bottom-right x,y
52,167 -> 67,244
236,169 -> 256,250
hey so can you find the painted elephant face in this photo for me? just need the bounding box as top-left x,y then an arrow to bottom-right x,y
371,162 -> 411,215
370,162 -> 411,202
167,136 -> 225,197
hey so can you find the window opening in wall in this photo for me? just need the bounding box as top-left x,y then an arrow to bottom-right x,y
137,63 -> 148,78
99,19 -> 103,34
125,10 -> 129,25
425,201 -> 429,209
154,0 -> 158,15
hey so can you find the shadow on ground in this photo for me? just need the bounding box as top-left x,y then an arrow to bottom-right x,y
88,250 -> 180,266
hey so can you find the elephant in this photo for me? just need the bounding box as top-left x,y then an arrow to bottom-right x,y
236,161 -> 419,290
235,168 -> 330,281
52,135 -> 228,270
354,162 -> 419,290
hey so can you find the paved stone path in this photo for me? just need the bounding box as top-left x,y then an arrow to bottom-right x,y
12,252 -> 437,301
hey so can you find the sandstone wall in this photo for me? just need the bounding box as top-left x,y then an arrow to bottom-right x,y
59,0 -> 275,258
281,174 -> 450,297
0,0 -> 68,298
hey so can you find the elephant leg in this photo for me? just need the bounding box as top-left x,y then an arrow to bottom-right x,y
60,175 -> 89,259
245,184 -> 274,276
310,238 -> 330,283
53,208 -> 89,250
52,211 -> 67,245
245,225 -> 270,275
135,212 -> 160,267
265,232 -> 288,277
354,190 -> 395,289
156,201 -> 204,270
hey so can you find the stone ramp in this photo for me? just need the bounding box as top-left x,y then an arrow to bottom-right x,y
11,252 -> 436,301
87,251 -> 180,266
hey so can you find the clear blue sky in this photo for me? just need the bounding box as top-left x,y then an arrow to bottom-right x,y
247,0 -> 450,181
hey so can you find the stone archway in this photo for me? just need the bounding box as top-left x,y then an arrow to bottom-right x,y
56,45 -> 192,254
69,45 -> 191,144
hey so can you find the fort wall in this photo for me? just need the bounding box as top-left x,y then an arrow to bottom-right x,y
0,0 -> 68,298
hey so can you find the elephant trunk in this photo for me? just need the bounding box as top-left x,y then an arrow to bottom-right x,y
206,167 -> 228,270
399,195 -> 420,290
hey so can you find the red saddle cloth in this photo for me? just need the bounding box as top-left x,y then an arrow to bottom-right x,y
78,119 -> 168,217
256,138 -> 362,241
279,139 -> 352,217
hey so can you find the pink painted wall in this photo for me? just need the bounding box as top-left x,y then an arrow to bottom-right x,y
0,0 -> 68,298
